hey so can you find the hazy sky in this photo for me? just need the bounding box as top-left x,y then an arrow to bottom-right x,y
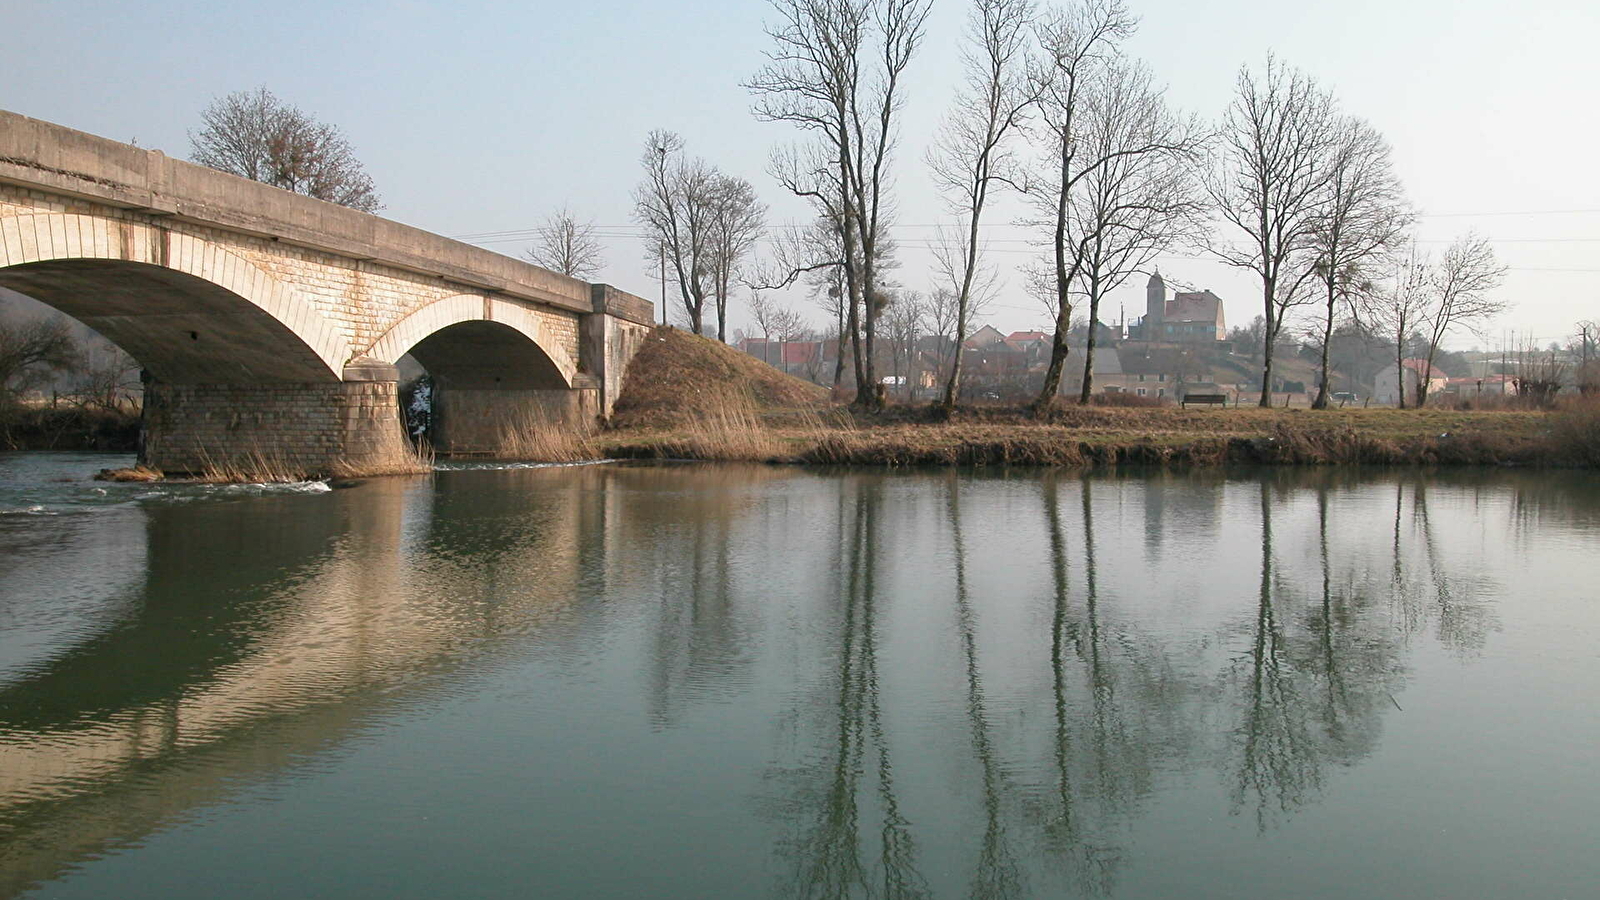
5,0 -> 1598,349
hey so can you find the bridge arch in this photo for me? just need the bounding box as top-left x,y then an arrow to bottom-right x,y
366,294 -> 577,389
0,213 -> 349,383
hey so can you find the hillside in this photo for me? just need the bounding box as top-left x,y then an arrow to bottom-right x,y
609,326 -> 830,429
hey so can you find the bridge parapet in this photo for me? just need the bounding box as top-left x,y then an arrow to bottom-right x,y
0,109 -> 597,314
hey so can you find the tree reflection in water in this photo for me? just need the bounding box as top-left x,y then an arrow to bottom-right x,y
948,476 -> 1022,900
772,477 -> 928,900
771,470 -> 1506,896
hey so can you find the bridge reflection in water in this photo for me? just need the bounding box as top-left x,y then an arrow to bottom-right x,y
1,465 -> 1595,898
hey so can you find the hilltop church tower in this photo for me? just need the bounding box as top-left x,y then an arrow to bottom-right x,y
1145,270 -> 1166,339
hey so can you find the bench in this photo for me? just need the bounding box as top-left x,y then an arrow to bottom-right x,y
1181,393 -> 1229,408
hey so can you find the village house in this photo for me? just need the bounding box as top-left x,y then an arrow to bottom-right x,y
1373,359 -> 1450,405
1444,374 -> 1515,399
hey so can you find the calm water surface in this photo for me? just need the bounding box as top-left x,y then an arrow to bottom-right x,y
1,453 -> 1596,899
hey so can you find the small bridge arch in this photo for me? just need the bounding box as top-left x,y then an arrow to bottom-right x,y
366,295 -> 597,454
366,294 -> 578,389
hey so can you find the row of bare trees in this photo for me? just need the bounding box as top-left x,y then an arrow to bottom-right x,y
746,0 -> 934,411
633,132 -> 768,341
734,0 -> 1513,413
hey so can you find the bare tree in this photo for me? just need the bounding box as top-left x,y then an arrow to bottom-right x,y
882,290 -> 927,398
525,207 -> 606,279
707,176 -> 768,343
1207,56 -> 1339,406
190,88 -> 381,212
1067,61 -> 1207,402
1574,319 -> 1599,394
749,0 -> 934,411
1027,0 -> 1137,413
1361,245 -> 1431,409
749,291 -> 810,374
928,0 -> 1037,413
925,284 -> 962,378
748,290 -> 782,368
1309,118 -> 1410,408
0,317 -> 81,403
1512,338 -> 1567,405
634,131 -> 719,336
1415,233 -> 1505,406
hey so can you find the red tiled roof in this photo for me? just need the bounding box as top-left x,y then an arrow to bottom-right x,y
1400,358 -> 1446,378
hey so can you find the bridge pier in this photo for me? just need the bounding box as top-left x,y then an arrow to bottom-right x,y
140,359 -> 411,477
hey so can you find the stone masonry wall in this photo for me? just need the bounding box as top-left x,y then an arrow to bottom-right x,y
142,381 -> 408,476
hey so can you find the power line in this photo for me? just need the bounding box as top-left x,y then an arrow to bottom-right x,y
451,206 -> 1600,241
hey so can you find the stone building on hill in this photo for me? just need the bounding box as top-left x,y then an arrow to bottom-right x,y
1129,271 -> 1226,343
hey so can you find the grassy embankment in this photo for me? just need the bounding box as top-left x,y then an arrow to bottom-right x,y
599,326 -> 1599,468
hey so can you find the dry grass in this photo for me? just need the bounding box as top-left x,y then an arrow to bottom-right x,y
492,408 -> 598,462
93,465 -> 163,482
329,425 -> 434,478
610,326 -> 829,430
600,403 -> 1586,469
194,446 -> 305,483
1548,396 -> 1600,465
191,425 -> 433,483
618,392 -> 788,462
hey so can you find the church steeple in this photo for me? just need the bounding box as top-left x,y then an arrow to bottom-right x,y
1145,269 -> 1166,338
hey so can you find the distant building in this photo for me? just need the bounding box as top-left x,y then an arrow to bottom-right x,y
1374,359 -> 1449,405
966,325 -> 1009,348
1444,374 -> 1515,398
1129,271 -> 1226,343
1062,346 -> 1245,401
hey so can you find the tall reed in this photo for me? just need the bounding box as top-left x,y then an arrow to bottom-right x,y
495,407 -> 597,462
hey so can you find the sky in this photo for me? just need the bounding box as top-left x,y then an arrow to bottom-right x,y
4,0 -> 1598,350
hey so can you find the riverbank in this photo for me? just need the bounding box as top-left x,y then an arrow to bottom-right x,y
0,406 -> 140,452
601,327 -> 1598,469
597,402 -> 1598,467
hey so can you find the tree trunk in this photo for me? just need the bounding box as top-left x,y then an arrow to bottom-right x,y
1036,301 -> 1073,412
1033,134 -> 1074,416
1312,283 -> 1334,409
859,246 -> 881,412
941,200 -> 988,415
1079,281 -> 1103,404
1258,283 -> 1276,408
941,332 -> 967,414
1395,339 -> 1406,409
833,297 -> 847,389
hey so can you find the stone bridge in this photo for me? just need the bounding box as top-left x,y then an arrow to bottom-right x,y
0,109 -> 654,473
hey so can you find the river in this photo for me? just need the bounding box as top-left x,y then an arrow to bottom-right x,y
1,453 -> 1596,899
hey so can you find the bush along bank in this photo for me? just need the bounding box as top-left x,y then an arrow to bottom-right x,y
0,406 -> 141,452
